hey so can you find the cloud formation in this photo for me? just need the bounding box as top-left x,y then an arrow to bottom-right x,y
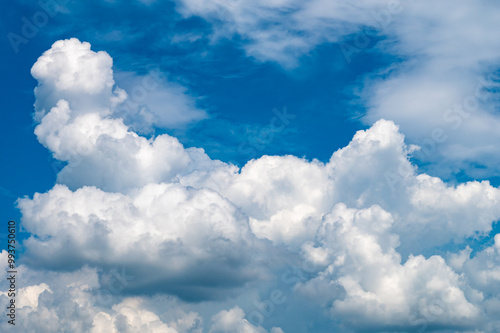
2,38 -> 500,332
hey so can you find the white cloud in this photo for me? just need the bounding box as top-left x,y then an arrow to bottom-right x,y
31,38 -> 120,120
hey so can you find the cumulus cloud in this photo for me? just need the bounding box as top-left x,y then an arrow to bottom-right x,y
295,204 -> 480,331
4,38 -> 500,332
31,39 -> 122,120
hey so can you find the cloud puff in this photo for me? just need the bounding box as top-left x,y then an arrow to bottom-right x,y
6,38 -> 500,332
31,39 -> 120,120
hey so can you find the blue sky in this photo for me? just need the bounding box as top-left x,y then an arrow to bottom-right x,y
2,0 -> 500,332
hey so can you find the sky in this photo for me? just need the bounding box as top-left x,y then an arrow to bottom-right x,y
1,0 -> 500,332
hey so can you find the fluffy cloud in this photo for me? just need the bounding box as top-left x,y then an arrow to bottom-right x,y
5,38 -> 500,332
31,39 -> 121,120
295,204 -> 481,331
